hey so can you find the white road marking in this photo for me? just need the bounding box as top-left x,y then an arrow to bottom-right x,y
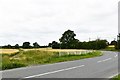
24,65 -> 85,78
97,58 -> 112,63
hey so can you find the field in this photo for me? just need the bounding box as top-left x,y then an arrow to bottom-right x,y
0,48 -> 90,54
1,48 -> 102,70
0,49 -> 19,54
102,45 -> 120,52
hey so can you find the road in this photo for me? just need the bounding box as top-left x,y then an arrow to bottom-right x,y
1,51 -> 119,80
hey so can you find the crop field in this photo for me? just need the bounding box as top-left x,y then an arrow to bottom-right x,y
108,45 -> 115,48
24,48 -> 88,52
1,48 -> 89,54
0,49 -> 19,54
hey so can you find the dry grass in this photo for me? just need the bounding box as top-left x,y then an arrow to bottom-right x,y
0,49 -> 19,54
2,50 -> 102,70
24,48 -> 87,52
108,45 -> 115,48
1,48 -> 90,54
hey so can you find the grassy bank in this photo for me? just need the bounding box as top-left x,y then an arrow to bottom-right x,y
1,50 -> 102,70
111,74 -> 120,80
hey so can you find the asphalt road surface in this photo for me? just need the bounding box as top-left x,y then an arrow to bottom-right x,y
1,51 -> 119,79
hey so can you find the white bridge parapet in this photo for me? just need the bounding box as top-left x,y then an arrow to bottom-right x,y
58,50 -> 94,56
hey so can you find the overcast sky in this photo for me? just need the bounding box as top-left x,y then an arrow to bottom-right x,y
0,0 -> 119,46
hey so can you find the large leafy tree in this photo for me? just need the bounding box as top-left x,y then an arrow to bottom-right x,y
15,44 -> 20,49
22,42 -> 31,49
59,30 -> 79,49
51,41 -> 60,49
33,42 -> 40,48
110,40 -> 117,45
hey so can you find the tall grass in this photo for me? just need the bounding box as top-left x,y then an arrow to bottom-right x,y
2,50 -> 102,70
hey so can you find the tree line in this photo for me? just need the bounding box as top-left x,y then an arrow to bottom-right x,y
49,30 -> 120,50
2,42 -> 48,49
49,30 -> 108,50
1,30 -> 120,50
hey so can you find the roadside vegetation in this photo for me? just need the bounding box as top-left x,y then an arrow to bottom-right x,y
111,74 -> 120,80
102,45 -> 118,51
1,50 -> 102,70
102,45 -> 120,52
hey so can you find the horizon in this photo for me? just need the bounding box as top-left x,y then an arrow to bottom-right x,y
0,33 -> 117,46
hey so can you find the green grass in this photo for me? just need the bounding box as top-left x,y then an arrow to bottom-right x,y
1,50 -> 102,70
111,74 -> 120,80
46,51 -> 102,63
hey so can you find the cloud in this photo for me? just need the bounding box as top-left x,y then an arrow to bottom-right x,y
0,0 -> 119,45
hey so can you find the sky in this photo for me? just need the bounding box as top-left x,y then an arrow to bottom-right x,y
0,0 -> 119,46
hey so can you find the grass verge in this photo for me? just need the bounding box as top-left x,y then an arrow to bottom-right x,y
1,50 -> 102,70
111,74 -> 120,80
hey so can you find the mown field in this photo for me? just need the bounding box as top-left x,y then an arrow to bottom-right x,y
0,48 -> 102,70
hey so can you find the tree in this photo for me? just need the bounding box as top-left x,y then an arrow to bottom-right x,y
49,29 -> 108,49
48,43 -> 52,47
22,42 -> 31,49
110,40 -> 117,45
51,41 -> 60,49
33,42 -> 40,48
3,44 -> 12,49
115,33 -> 120,49
59,30 -> 78,49
8,44 -> 12,48
69,39 -> 80,49
118,40 -> 120,49
79,40 -> 108,50
15,44 -> 20,49
118,33 -> 120,49
96,40 -> 108,49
